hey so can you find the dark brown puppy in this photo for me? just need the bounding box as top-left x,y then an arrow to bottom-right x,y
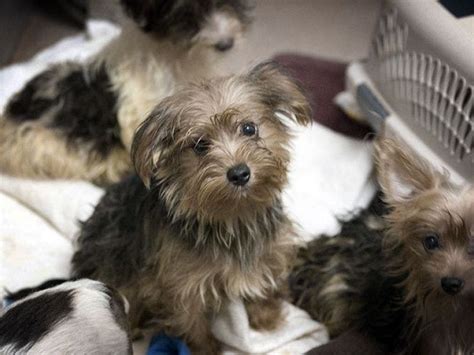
72,62 -> 311,353
291,138 -> 474,355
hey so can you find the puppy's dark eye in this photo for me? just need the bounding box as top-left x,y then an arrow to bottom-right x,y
193,139 -> 210,155
242,122 -> 257,136
423,234 -> 440,251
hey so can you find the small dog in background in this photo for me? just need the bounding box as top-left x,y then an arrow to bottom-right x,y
72,62 -> 311,353
290,138 -> 474,354
0,279 -> 132,354
0,0 -> 251,185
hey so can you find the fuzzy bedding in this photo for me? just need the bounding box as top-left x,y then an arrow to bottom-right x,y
0,20 -> 375,354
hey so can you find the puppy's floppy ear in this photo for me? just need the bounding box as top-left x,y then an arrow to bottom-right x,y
249,61 -> 312,126
131,100 -> 177,188
374,137 -> 445,204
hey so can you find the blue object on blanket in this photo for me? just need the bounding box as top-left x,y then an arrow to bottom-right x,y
147,333 -> 191,355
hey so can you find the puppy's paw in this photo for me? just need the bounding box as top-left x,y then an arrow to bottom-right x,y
246,297 -> 285,331
190,335 -> 221,355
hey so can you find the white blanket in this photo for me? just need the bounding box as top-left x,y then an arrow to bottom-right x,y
0,20 -> 376,354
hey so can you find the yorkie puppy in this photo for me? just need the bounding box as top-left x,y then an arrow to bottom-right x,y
0,0 -> 251,185
71,62 -> 311,353
290,138 -> 474,354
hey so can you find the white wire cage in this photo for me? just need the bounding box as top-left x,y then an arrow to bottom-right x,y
346,0 -> 473,184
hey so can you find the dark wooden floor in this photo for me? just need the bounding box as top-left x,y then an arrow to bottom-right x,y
0,0 -> 82,67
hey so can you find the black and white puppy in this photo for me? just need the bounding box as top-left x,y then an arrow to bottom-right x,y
0,0 -> 251,185
0,279 -> 131,355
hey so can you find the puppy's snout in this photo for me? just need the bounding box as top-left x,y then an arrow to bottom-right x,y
441,277 -> 464,295
227,163 -> 250,186
214,38 -> 234,52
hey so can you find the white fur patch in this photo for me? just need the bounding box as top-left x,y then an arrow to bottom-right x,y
0,280 -> 130,355
197,10 -> 243,45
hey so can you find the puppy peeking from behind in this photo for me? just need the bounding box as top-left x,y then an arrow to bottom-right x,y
71,61 -> 312,353
291,137 -> 474,355
0,0 -> 251,185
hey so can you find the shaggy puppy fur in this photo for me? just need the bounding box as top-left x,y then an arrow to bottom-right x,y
71,62 -> 311,353
0,0 -> 251,185
290,138 -> 474,355
0,279 -> 131,355
290,194 -> 390,340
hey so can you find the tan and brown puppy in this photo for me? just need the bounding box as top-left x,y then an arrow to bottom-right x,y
290,137 -> 474,355
72,62 -> 311,353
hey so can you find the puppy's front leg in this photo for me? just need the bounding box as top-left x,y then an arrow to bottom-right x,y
245,293 -> 285,331
186,320 -> 221,355
169,298 -> 221,355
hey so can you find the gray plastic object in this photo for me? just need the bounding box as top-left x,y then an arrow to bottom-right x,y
347,0 -> 473,183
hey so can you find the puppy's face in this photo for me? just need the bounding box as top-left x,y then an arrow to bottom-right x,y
376,138 -> 474,314
121,0 -> 252,52
133,62 -> 311,221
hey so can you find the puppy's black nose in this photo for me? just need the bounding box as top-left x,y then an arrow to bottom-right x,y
215,38 -> 234,52
441,277 -> 464,295
227,164 -> 250,186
